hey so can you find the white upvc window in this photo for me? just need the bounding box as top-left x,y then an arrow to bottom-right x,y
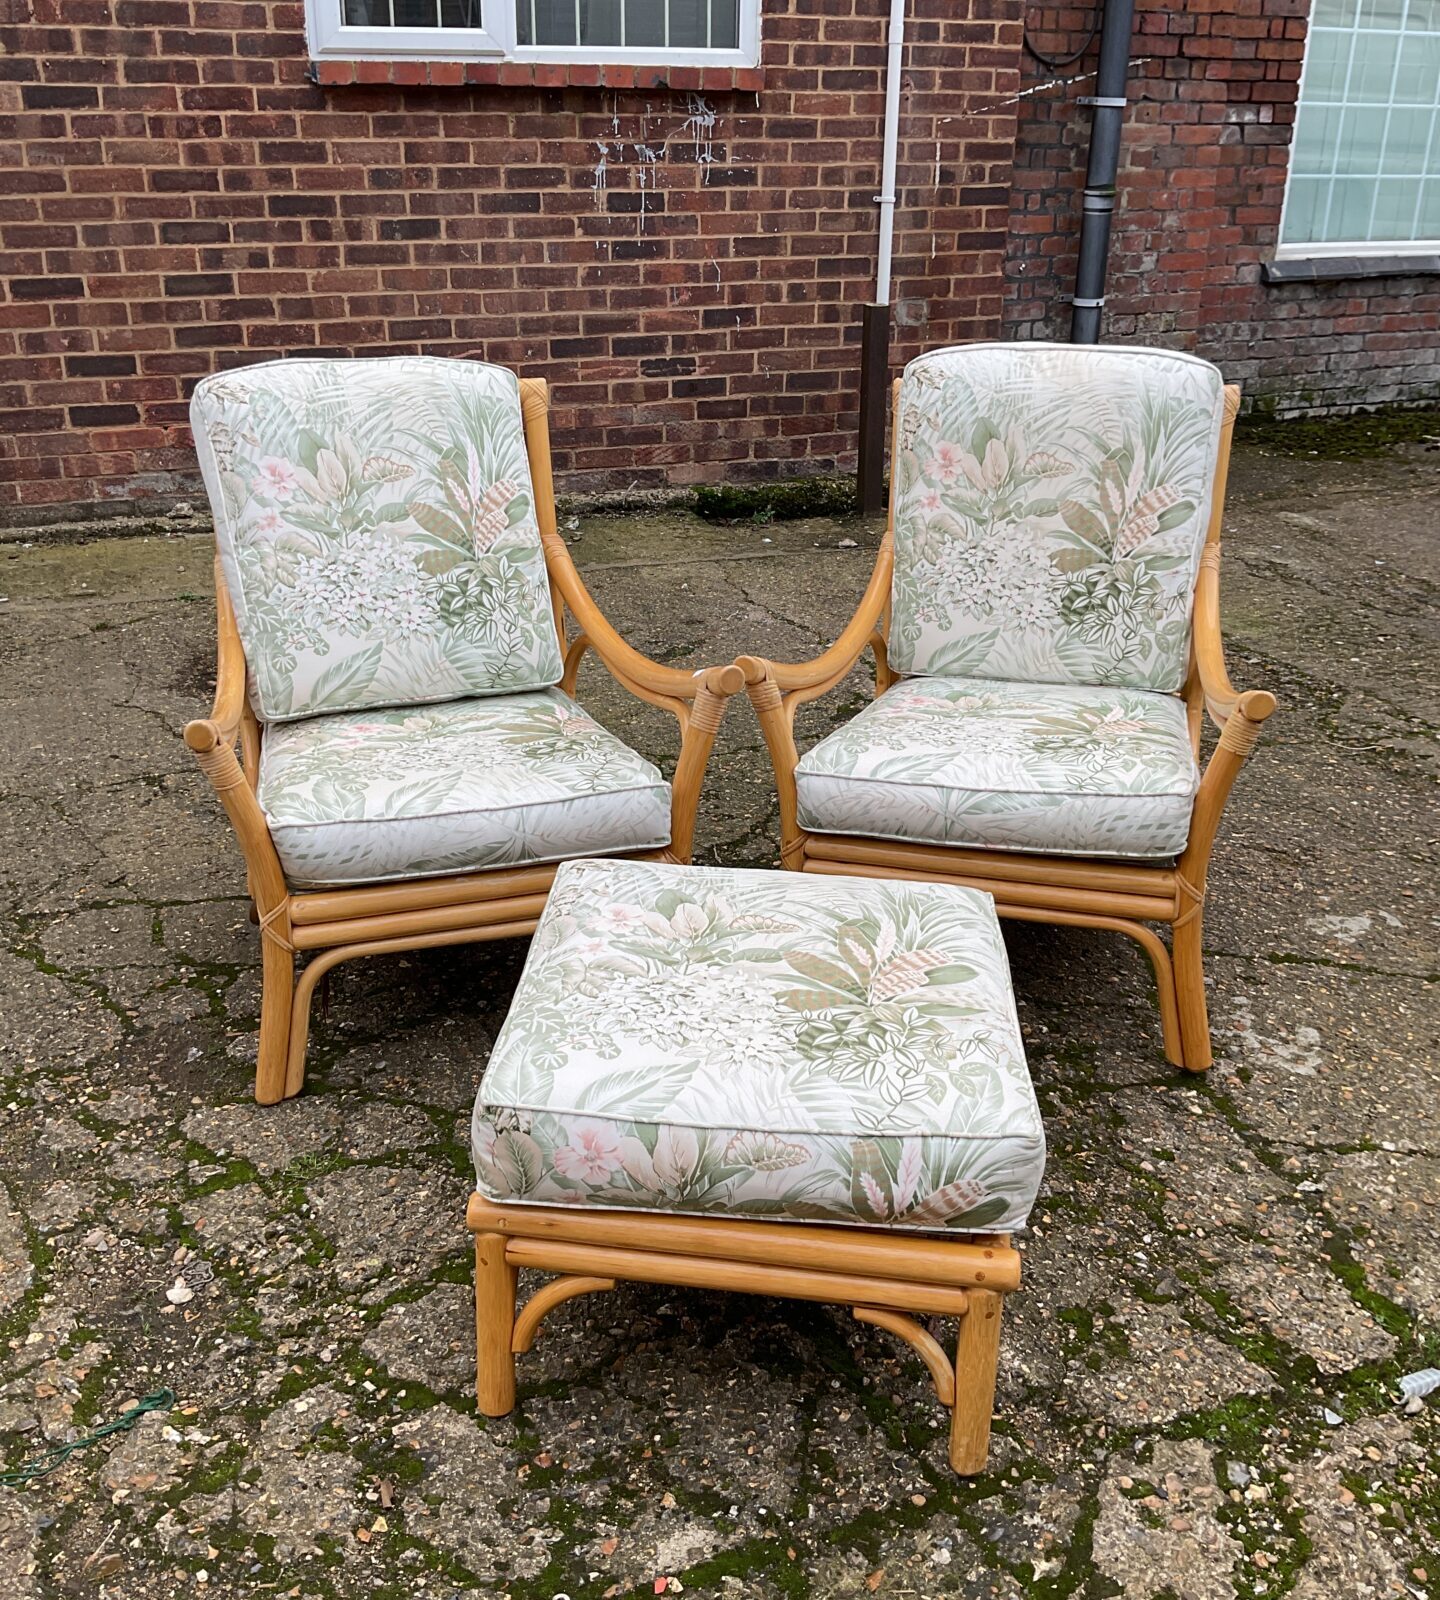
304,0 -> 760,65
1277,0 -> 1440,259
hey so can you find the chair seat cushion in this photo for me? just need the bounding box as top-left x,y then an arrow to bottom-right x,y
796,676 -> 1199,859
473,859 -> 1045,1235
258,690 -> 670,888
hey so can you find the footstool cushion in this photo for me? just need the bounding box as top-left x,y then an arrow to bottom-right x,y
472,857 -> 1045,1234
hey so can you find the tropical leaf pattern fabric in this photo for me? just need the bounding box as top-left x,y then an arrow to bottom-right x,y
191,356 -> 563,723
889,343 -> 1225,692
796,676 -> 1198,859
473,859 -> 1045,1234
258,690 -> 670,888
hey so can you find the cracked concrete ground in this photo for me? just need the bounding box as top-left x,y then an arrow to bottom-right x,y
1,428 -> 1437,1600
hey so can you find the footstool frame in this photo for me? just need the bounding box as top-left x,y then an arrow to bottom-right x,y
467,1193 -> 1021,1475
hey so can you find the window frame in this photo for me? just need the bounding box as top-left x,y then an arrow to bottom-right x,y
304,0 -> 761,67
1276,1 -> 1440,262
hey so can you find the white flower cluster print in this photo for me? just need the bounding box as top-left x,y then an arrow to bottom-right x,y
473,859 -> 1046,1234
191,357 -> 564,723
889,343 -> 1225,692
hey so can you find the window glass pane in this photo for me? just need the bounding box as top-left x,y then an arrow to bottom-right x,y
625,0 -> 667,46
343,0 -> 392,20
1292,102 -> 1345,172
579,0 -> 622,43
1352,30 -> 1404,98
1337,105 -> 1391,169
1322,177 -> 1378,239
1314,0 -> 1358,22
1304,29 -> 1352,99
440,0 -> 485,21
1283,176 -> 1328,241
531,0 -> 578,43
1371,175 -> 1419,232
391,0 -> 438,22
1386,105 -> 1435,166
1420,178 -> 1440,230
667,0 -> 709,46
1358,0 -> 1405,26
1394,34 -> 1440,99
1405,0 -> 1440,30
710,0 -> 739,46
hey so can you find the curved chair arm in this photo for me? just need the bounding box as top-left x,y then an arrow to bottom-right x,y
1192,545 -> 1266,730
517,374 -> 741,862
736,537 -> 894,871
204,555 -> 248,747
543,531 -> 741,709
737,532 -> 895,704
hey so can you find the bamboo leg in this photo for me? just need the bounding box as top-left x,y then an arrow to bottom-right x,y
475,1233 -> 518,1417
254,938 -> 296,1106
950,1288 -> 1002,1476
1172,913 -> 1212,1073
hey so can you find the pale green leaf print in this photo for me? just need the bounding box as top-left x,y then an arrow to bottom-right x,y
257,688 -> 670,888
191,356 -> 563,722
917,630 -> 1002,679
795,676 -> 1199,859
474,860 -> 1046,1235
489,1129 -> 543,1194
889,343 -> 1224,693
782,951 -> 866,1000
304,642 -> 385,713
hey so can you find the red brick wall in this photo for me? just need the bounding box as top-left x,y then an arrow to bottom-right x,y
0,0 -> 1022,519
1004,0 -> 1440,413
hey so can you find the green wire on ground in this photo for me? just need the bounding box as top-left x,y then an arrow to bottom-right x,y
0,1389 -> 176,1488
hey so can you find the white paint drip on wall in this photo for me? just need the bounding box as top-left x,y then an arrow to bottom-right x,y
679,93 -> 718,180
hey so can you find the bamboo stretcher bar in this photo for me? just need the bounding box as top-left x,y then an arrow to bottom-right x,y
290,893 -> 552,951
800,855 -> 1177,921
500,1237 -> 974,1318
801,835 -> 1176,898
468,1197 -> 1020,1292
289,864 -> 561,924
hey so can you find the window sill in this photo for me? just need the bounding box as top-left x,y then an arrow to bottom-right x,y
1263,254 -> 1440,284
309,59 -> 764,90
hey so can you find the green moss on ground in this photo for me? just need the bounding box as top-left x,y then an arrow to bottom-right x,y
693,476 -> 863,522
1239,402 -> 1440,459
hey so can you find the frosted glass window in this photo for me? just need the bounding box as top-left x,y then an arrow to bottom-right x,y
1281,0 -> 1440,250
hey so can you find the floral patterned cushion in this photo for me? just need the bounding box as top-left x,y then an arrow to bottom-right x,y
192,356 -> 563,723
258,690 -> 670,888
473,859 -> 1045,1234
890,342 -> 1225,692
796,677 -> 1198,859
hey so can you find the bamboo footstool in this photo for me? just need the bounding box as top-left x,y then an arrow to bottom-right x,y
466,857 -> 1046,1475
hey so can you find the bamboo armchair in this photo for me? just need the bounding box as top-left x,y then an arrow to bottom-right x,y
739,379 -> 1276,1074
185,376 -> 741,1104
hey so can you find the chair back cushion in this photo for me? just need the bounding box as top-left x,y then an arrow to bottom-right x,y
889,342 -> 1226,692
191,356 -> 563,722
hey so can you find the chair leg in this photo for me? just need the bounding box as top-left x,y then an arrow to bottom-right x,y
475,1233 -> 518,1417
1173,914 -> 1212,1073
254,939 -> 295,1105
950,1288 -> 1002,1475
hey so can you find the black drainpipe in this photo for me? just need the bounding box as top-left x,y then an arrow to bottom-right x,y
1069,0 -> 1138,344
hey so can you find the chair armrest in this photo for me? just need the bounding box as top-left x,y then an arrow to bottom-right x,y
542,531 -> 742,707
204,559 -> 248,745
1192,546 -> 1278,732
736,533 -> 894,700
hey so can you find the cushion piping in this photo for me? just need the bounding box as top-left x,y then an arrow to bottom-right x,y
261,777 -> 672,832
